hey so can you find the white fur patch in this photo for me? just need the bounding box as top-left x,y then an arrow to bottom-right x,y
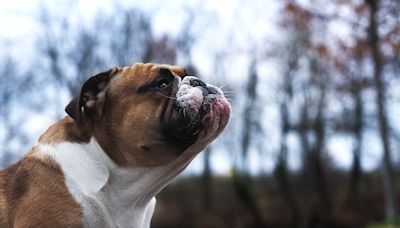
176,76 -> 226,111
176,85 -> 204,110
37,139 -> 159,228
176,76 -> 211,111
37,141 -> 109,198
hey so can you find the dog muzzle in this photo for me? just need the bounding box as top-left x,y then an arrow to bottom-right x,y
168,76 -> 226,142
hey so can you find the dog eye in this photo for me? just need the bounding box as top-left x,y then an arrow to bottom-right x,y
156,79 -> 169,89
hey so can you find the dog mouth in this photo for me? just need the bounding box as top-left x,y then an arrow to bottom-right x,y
165,76 -> 227,143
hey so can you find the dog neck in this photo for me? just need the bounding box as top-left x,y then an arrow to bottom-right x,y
36,137 -> 198,227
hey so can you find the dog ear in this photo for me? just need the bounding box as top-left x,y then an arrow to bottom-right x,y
65,68 -> 119,122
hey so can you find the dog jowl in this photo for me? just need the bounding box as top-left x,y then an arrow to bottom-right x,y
0,63 -> 231,228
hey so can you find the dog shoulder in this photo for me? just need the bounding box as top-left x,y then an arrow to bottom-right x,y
0,148 -> 83,227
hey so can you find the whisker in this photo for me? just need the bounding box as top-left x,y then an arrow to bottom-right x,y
222,91 -> 236,94
225,97 -> 234,102
222,92 -> 237,97
219,83 -> 231,90
157,93 -> 177,100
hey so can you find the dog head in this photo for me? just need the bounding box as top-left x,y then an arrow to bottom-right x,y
65,63 -> 231,167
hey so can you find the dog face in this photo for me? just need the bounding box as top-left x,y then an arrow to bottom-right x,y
65,63 -> 231,167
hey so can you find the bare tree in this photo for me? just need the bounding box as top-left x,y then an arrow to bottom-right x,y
296,57 -> 334,227
274,38 -> 302,225
366,0 -> 398,222
232,57 -> 265,227
0,57 -> 33,167
110,9 -> 153,65
347,68 -> 367,200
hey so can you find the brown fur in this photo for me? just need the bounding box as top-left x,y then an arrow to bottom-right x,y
0,149 -> 82,227
0,63 -> 190,226
92,63 -> 190,166
38,117 -> 92,144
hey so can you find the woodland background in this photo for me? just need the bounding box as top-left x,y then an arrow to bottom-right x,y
1,0 -> 400,227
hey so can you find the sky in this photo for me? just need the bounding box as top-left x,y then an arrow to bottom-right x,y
0,0 -> 385,174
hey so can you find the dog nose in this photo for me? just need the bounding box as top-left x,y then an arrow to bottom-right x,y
189,78 -> 207,88
184,76 -> 219,95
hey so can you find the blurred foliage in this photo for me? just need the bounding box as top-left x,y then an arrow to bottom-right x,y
153,170 -> 394,227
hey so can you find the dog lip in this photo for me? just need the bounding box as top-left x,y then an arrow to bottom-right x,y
201,96 -> 230,119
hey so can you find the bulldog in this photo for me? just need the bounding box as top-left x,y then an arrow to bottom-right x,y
0,63 -> 231,228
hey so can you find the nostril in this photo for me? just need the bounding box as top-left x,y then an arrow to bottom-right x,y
190,78 -> 207,88
200,87 -> 209,96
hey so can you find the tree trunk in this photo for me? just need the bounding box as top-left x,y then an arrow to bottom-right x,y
312,92 -> 332,221
275,148 -> 302,226
231,58 -> 265,227
275,74 -> 301,225
366,0 -> 398,222
202,147 -> 212,210
348,79 -> 364,200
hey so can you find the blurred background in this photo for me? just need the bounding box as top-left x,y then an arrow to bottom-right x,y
1,0 -> 400,227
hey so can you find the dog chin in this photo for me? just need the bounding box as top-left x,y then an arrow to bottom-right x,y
169,106 -> 202,142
